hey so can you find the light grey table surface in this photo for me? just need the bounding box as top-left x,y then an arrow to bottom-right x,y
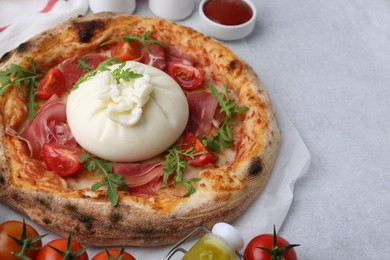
1,0 -> 389,259
153,0 -> 388,259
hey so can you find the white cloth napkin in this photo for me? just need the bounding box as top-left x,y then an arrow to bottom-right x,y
0,0 -> 88,57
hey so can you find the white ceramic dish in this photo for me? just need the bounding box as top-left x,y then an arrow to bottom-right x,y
198,0 -> 257,41
89,0 -> 136,14
149,0 -> 195,21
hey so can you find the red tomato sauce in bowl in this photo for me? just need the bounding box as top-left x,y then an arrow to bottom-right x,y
203,0 -> 253,26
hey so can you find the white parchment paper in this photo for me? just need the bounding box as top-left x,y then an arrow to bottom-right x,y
0,1 -> 310,259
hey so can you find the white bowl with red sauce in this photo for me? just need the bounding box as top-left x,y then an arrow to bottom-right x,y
199,0 -> 257,41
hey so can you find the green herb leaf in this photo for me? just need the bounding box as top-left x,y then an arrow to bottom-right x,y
73,57 -> 121,90
203,84 -> 249,152
0,58 -> 42,120
77,57 -> 92,71
112,63 -> 143,83
80,153 -> 128,206
100,31 -> 168,48
163,146 -> 203,197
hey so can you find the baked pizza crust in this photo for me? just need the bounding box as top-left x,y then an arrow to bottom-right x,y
0,13 -> 280,246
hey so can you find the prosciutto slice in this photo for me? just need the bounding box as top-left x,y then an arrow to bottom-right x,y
166,46 -> 196,66
57,53 -> 107,89
19,95 -> 76,158
186,92 -> 223,137
142,44 -> 167,70
113,162 -> 165,195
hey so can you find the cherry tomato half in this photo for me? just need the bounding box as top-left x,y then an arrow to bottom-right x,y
36,68 -> 66,99
92,249 -> 135,260
182,132 -> 216,166
111,40 -> 143,62
36,237 -> 88,260
42,143 -> 82,176
0,220 -> 42,260
166,62 -> 205,90
244,229 -> 299,260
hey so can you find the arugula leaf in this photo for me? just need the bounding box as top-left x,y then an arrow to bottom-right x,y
73,57 -> 121,90
80,153 -> 128,206
0,58 -> 42,120
163,146 -> 202,197
202,84 -> 249,152
112,63 -> 143,83
100,31 -> 168,48
77,57 -> 91,71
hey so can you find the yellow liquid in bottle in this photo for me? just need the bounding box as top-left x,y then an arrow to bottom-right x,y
182,234 -> 236,260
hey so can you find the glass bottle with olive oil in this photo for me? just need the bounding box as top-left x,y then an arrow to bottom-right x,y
182,223 -> 244,260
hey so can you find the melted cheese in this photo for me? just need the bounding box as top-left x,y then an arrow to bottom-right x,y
66,61 -> 189,162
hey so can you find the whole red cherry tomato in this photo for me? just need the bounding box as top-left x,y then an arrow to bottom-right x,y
92,248 -> 135,260
36,235 -> 88,260
0,220 -> 42,260
244,226 -> 300,260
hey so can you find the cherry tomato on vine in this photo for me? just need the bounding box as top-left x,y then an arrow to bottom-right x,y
0,220 -> 42,260
92,248 -> 135,260
36,235 -> 88,260
36,68 -> 66,99
244,226 -> 300,260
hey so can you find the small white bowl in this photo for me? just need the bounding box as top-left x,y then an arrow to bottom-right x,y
89,0 -> 136,14
149,0 -> 195,21
198,0 -> 257,41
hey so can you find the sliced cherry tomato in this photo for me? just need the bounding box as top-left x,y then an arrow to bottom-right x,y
36,68 -> 66,99
0,220 -> 42,260
111,40 -> 143,62
92,248 -> 135,260
244,226 -> 300,260
36,236 -> 87,260
42,143 -> 82,176
166,62 -> 205,90
182,132 -> 216,166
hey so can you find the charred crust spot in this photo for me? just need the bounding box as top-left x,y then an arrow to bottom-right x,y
16,42 -> 30,53
0,176 -> 5,185
73,20 -> 104,43
248,157 -> 263,176
74,225 -> 80,232
64,203 -> 77,212
0,51 -> 11,63
42,218 -> 52,225
64,204 -> 94,230
229,59 -> 243,74
11,191 -> 21,202
229,60 -> 237,70
109,212 -> 122,224
37,197 -> 51,210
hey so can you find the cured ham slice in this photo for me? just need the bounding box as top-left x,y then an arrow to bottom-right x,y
142,44 -> 167,70
186,92 -> 223,137
19,95 -> 76,158
113,162 -> 165,195
57,53 -> 107,89
166,46 -> 196,66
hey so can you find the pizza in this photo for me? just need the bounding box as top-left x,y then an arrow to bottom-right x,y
0,13 -> 280,247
